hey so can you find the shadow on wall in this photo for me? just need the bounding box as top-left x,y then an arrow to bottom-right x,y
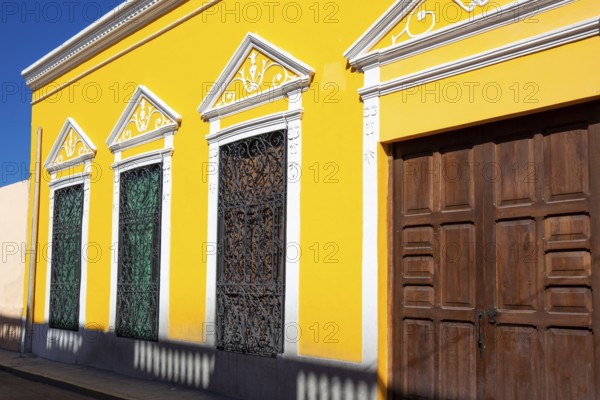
0,316 -> 22,352
30,323 -> 378,400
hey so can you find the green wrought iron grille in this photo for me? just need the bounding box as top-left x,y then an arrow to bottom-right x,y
216,130 -> 287,357
49,184 -> 84,331
116,163 -> 162,341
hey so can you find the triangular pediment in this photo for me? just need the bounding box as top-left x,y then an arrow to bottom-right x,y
45,118 -> 96,173
107,85 -> 181,152
345,0 -> 514,65
198,33 -> 314,120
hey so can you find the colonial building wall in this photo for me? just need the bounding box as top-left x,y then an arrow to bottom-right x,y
344,0 -> 600,398
0,180 -> 29,351
23,1 -> 390,399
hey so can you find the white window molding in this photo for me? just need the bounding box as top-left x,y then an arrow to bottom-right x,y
44,118 -> 97,330
45,170 -> 92,328
203,103 -> 304,358
200,33 -> 313,357
107,86 -> 179,341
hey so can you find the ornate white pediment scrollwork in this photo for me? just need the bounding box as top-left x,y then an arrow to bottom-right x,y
390,0 -> 490,45
107,85 -> 181,153
45,118 -> 97,173
198,33 -> 314,121
116,98 -> 175,143
344,0 -> 574,71
216,50 -> 299,108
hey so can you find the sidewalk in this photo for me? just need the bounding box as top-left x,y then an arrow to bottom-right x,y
0,349 -> 234,400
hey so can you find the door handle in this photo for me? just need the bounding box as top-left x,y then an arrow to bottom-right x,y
487,308 -> 498,325
476,310 -> 485,357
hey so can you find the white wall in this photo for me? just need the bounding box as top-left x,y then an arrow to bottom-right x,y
0,180 -> 29,351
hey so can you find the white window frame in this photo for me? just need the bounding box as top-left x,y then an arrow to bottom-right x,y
45,166 -> 92,329
204,98 -> 303,357
199,33 -> 313,357
106,85 -> 180,342
43,118 -> 97,334
108,141 -> 174,341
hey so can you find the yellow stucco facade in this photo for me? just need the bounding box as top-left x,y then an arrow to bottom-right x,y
22,0 -> 600,399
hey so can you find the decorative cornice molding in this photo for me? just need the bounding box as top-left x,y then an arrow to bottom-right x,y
198,33 -> 314,121
45,118 -> 97,174
345,0 -> 577,70
21,0 -> 184,89
49,170 -> 92,189
111,147 -> 174,170
107,85 -> 181,153
359,17 -> 600,99
205,109 -> 304,145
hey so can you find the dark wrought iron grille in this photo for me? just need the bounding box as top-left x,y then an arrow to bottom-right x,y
216,130 -> 287,357
49,184 -> 84,331
116,163 -> 162,341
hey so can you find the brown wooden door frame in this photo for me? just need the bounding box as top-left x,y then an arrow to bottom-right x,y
389,100 -> 600,400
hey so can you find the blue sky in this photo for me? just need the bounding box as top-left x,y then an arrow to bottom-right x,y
0,1 -> 120,187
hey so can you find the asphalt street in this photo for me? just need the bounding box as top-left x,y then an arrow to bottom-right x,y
0,370 -> 97,399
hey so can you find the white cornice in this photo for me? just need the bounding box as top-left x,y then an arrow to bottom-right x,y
344,0 -> 419,62
22,0 -> 185,89
111,147 -> 174,170
45,118 -> 97,174
107,85 -> 182,153
359,17 -> 600,99
205,109 -> 304,145
350,0 -> 577,70
49,170 -> 92,189
198,33 -> 314,121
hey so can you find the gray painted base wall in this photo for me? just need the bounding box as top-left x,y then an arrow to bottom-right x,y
31,324 -> 377,400
0,317 -> 22,352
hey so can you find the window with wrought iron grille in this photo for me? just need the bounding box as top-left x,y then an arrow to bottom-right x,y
49,184 -> 84,331
216,130 -> 287,357
116,163 -> 163,341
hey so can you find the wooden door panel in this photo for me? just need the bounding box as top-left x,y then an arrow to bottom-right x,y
440,148 -> 474,211
545,287 -> 592,314
545,214 -> 590,250
545,328 -> 596,400
495,219 -> 538,311
545,251 -> 591,284
439,322 -> 477,400
403,286 -> 434,308
403,226 -> 435,255
496,325 -> 541,400
402,319 -> 435,398
403,256 -> 434,279
440,224 -> 476,308
543,128 -> 589,202
403,153 -> 435,215
494,135 -> 536,207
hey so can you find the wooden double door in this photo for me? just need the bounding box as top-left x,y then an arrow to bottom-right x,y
391,101 -> 600,399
